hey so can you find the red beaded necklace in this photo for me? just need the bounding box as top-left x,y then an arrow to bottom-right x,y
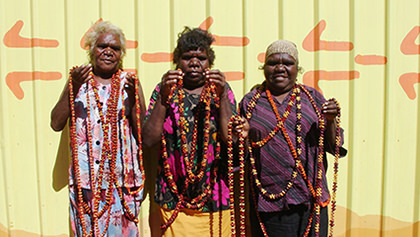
228,83 -> 342,237
159,74 -> 220,231
69,69 -> 144,236
69,67 -> 91,236
227,115 -> 246,237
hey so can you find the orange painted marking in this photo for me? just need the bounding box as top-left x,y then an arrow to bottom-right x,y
302,20 -> 353,52
399,73 -> 420,100
199,16 -> 214,30
258,53 -> 265,63
3,20 -> 59,48
302,70 -> 360,94
126,40 -> 138,49
213,35 -> 250,47
80,18 -> 138,49
355,54 -> 387,65
198,17 -> 250,47
6,71 -> 62,100
141,53 -> 173,63
140,17 -> 249,63
225,71 -> 245,81
401,26 -> 420,55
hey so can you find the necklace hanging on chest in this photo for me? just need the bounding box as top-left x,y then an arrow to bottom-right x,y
69,69 -> 145,236
160,73 -> 221,231
227,83 -> 342,237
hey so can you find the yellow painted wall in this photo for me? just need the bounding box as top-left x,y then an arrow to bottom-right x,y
0,0 -> 419,236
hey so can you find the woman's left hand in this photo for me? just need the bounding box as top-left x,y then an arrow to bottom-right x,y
124,75 -> 137,110
322,99 -> 339,122
205,69 -> 227,97
232,116 -> 249,138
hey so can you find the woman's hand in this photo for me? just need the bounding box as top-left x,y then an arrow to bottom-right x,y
124,74 -> 137,110
232,116 -> 249,138
160,70 -> 183,105
71,64 -> 92,95
205,69 -> 227,97
322,98 -> 339,123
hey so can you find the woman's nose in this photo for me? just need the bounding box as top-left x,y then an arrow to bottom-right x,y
189,58 -> 199,66
274,64 -> 285,71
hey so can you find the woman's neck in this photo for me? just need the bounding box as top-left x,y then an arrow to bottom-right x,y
93,69 -> 118,85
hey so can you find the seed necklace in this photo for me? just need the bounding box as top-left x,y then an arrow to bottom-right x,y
227,83 -> 342,237
160,73 -> 220,231
69,68 -> 144,236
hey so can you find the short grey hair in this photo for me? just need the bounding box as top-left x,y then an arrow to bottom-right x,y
84,21 -> 127,68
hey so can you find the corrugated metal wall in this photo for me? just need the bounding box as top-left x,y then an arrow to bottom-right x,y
0,0 -> 419,236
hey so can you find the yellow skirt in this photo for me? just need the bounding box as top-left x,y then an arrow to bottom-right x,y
159,206 -> 232,237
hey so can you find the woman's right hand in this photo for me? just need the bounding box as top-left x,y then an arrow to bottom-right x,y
71,64 -> 92,94
160,70 -> 183,105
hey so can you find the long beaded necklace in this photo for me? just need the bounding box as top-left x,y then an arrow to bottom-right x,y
69,67 -> 91,236
69,68 -> 145,236
227,83 -> 342,237
160,73 -> 220,231
91,73 -> 119,236
227,115 -> 246,237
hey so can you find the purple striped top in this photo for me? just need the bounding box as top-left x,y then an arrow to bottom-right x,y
239,84 -> 344,212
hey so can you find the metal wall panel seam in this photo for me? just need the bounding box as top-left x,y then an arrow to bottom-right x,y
380,0 -> 390,234
346,0 -> 357,235
29,0 -> 45,234
0,0 -> 12,232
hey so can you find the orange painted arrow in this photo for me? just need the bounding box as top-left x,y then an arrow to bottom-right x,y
199,17 -> 250,47
302,20 -> 353,52
3,20 -> 59,48
6,71 -> 62,100
399,73 -> 420,100
302,70 -> 359,94
225,71 -> 245,81
355,54 -> 387,65
401,26 -> 420,55
80,18 -> 138,50
141,52 -> 173,63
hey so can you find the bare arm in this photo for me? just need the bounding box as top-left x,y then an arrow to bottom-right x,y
50,65 -> 92,131
142,70 -> 182,147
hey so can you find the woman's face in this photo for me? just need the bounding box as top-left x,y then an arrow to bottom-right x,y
264,53 -> 298,95
177,48 -> 209,88
92,32 -> 122,76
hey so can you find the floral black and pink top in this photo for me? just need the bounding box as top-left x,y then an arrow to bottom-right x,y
146,83 -> 236,212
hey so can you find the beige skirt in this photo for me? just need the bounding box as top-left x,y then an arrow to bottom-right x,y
159,206 -> 232,237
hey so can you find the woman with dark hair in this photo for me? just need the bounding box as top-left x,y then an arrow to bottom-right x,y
51,21 -> 146,236
142,27 -> 236,236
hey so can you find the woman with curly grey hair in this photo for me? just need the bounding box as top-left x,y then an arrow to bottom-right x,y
51,21 -> 146,236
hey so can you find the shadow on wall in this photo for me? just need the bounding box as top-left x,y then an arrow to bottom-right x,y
52,124 -> 71,192
50,124 -> 74,236
143,144 -> 162,237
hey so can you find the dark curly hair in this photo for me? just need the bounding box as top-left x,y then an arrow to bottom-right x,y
173,27 -> 216,67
